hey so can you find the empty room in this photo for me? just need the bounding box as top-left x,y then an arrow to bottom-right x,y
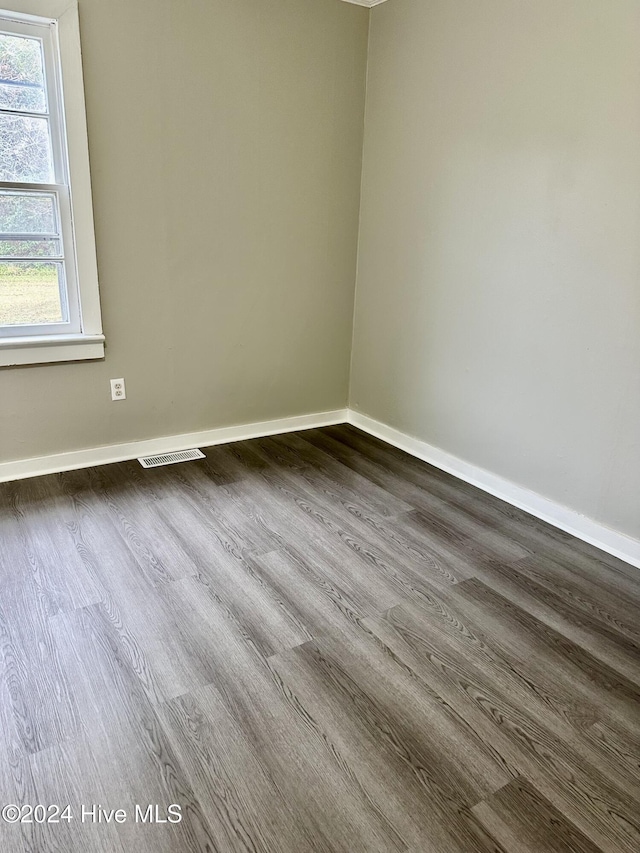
0,0 -> 639,850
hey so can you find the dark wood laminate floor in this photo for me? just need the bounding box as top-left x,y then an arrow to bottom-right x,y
0,425 -> 639,853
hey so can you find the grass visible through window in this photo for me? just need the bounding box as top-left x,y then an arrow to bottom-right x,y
0,262 -> 63,325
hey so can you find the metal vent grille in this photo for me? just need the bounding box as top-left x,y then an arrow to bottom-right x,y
138,449 -> 205,468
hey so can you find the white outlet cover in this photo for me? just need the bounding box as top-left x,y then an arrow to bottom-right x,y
110,378 -> 126,401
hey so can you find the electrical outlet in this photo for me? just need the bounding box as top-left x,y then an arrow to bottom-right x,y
110,378 -> 126,401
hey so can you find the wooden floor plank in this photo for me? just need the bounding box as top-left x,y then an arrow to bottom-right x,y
270,635 -> 510,852
157,689 -> 323,853
318,425 -> 567,550
472,777 -> 603,853
318,425 -> 640,592
466,563 -> 640,687
511,554 -> 640,638
1,478 -> 103,614
363,600 -> 640,851
0,573 -> 80,755
251,432 -> 414,519
48,604 -> 220,852
301,428 -> 535,563
229,474 -> 407,613
155,592 -> 407,853
255,459 -> 475,587
454,578 -> 640,729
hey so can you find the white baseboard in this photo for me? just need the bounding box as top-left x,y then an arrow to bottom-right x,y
0,409 -> 348,484
348,410 -> 640,570
1,404 -> 637,570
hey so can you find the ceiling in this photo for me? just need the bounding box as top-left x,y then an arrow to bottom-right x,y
340,0 -> 390,8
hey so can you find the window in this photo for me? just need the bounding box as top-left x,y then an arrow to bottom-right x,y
0,2 -> 103,366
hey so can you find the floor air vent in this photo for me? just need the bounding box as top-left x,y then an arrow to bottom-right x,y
138,449 -> 205,468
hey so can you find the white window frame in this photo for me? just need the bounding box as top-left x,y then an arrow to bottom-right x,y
0,0 -> 103,366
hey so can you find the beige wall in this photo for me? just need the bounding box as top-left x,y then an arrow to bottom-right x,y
0,0 -> 368,462
3,0 -> 638,546
351,0 -> 640,540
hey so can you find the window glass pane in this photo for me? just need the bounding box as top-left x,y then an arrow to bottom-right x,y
0,81 -> 46,113
0,261 -> 64,325
0,33 -> 46,112
0,238 -> 62,258
0,191 -> 57,234
0,113 -> 53,182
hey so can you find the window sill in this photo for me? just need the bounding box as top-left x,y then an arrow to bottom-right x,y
0,333 -> 105,367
